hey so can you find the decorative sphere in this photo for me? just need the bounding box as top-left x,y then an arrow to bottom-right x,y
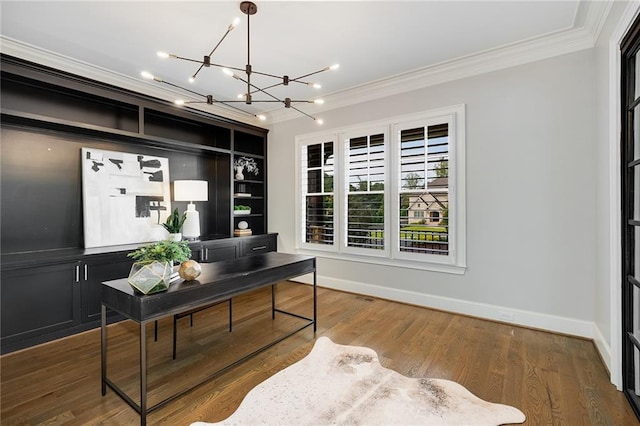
238,221 -> 249,230
179,260 -> 202,281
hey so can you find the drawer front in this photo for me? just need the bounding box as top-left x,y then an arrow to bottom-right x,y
240,235 -> 275,257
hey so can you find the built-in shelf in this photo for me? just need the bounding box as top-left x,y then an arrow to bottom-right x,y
0,54 -> 273,354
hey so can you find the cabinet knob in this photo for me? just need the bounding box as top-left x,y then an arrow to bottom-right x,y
252,245 -> 267,251
75,265 -> 80,283
84,264 -> 88,281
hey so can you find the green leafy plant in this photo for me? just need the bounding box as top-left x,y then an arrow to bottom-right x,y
234,205 -> 251,211
162,208 -> 186,234
127,240 -> 191,265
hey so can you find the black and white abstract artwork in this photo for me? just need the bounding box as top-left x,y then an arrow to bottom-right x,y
82,147 -> 171,248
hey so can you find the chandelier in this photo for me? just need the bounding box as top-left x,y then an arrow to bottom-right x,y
141,1 -> 338,124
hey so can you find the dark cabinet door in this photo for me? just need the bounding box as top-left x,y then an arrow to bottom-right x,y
191,240 -> 239,263
81,255 -> 133,323
203,244 -> 238,263
1,262 -> 80,346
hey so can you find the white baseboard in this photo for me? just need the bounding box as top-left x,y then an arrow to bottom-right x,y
592,323 -> 613,376
293,274 -> 603,344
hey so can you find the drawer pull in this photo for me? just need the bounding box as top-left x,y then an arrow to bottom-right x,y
252,245 -> 267,251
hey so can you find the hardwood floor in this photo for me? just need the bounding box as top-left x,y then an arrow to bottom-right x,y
1,282 -> 638,425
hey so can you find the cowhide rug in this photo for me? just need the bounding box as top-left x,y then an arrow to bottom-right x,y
192,336 -> 526,425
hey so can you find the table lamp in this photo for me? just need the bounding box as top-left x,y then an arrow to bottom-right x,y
173,180 -> 208,240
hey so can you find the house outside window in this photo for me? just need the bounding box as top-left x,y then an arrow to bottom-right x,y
295,105 -> 466,274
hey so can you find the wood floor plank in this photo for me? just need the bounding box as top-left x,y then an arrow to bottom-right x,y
1,283 -> 638,425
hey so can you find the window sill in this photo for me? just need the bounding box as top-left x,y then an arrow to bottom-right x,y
295,248 -> 467,275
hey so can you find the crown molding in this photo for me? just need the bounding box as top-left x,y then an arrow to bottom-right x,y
0,36 -> 262,127
267,0 -> 613,124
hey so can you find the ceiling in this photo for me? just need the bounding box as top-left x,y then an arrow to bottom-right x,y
0,1 -> 609,125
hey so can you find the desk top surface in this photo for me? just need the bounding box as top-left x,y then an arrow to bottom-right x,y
102,252 -> 315,322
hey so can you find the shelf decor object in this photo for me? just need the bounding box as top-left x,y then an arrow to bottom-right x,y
174,180 -> 208,240
234,205 -> 251,215
234,156 -> 259,180
235,219 -> 252,236
141,1 -> 338,123
178,259 -> 202,281
162,208 -> 187,241
127,261 -> 173,295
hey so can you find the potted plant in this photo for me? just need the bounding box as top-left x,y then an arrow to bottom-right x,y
162,208 -> 186,241
234,204 -> 251,215
126,240 -> 192,294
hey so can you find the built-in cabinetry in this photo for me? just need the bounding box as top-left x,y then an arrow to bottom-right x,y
0,55 -> 276,354
1,234 -> 278,354
0,251 -> 132,353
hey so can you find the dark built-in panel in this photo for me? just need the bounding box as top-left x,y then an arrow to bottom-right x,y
0,125 -> 232,253
234,130 -> 266,156
144,109 -> 232,151
1,75 -> 139,133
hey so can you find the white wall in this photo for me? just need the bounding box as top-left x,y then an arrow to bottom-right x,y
269,49 -> 598,338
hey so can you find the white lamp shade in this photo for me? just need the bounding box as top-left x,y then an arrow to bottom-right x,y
173,180 -> 208,202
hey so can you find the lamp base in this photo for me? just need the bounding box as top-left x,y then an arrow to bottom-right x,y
182,203 -> 201,240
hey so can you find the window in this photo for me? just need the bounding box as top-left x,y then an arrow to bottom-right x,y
344,130 -> 387,254
300,138 -> 335,247
296,105 -> 465,274
397,121 -> 450,258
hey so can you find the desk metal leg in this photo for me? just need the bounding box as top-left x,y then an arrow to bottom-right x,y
271,284 -> 276,319
101,305 -> 107,395
313,267 -> 317,332
140,323 -> 147,426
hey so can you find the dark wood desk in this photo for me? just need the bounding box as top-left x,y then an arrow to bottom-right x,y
101,252 -> 316,425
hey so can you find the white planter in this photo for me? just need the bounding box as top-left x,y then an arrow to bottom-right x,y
168,233 -> 182,241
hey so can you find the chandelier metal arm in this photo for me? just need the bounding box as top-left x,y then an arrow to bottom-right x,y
232,74 -> 284,103
290,105 -> 318,121
174,55 -> 245,75
159,79 -> 208,98
184,99 -> 259,117
192,20 -> 238,80
290,67 -> 332,82
246,78 -> 311,95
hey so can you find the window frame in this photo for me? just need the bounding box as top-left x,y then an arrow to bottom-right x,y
294,104 -> 466,274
